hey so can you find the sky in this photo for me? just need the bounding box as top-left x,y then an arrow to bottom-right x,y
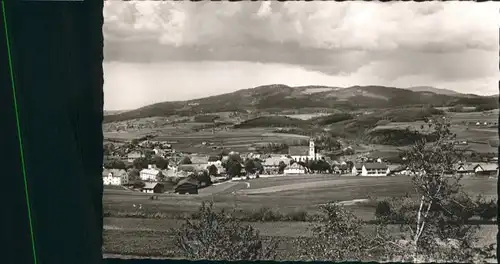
103,1 -> 499,111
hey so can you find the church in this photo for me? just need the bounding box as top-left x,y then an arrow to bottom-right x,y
288,139 -> 320,162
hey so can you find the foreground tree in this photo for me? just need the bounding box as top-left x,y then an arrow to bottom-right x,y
295,203 -> 388,261
173,202 -> 279,260
377,119 -> 496,262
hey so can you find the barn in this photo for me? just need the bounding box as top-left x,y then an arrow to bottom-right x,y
175,178 -> 199,194
141,182 -> 165,194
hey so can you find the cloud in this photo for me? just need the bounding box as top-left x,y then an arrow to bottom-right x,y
104,1 -> 499,52
102,2 -> 499,109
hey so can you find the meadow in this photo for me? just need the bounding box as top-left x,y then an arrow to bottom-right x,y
103,174 -> 498,259
152,128 -> 308,154
104,175 -> 497,221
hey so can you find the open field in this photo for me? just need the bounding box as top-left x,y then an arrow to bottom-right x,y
370,119 -> 497,153
447,110 -> 499,122
104,175 -> 497,219
104,174 -> 497,259
150,128 -> 309,153
281,113 -> 329,120
103,130 -> 157,140
103,217 -> 498,259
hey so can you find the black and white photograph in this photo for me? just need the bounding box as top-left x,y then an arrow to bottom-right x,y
101,1 -> 498,262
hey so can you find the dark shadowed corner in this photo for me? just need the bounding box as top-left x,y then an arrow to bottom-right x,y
3,1 -> 104,264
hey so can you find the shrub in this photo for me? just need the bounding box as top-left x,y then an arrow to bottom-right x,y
172,202 -> 279,260
286,210 -> 308,221
374,200 -> 392,219
295,202 -> 388,261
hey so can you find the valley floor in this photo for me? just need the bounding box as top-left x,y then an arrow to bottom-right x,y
103,174 -> 498,260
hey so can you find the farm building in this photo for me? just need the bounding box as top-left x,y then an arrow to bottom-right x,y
207,156 -> 222,166
289,139 -> 317,162
140,165 -> 162,181
161,169 -> 177,177
474,163 -> 498,176
206,163 -> 225,175
388,165 -> 413,176
190,155 -> 209,165
352,163 -> 390,176
284,162 -> 306,175
175,178 -> 199,194
331,163 -> 349,174
454,163 -> 476,176
141,182 -> 165,194
178,164 -> 206,174
263,157 -> 292,174
127,150 -> 144,162
351,164 -> 363,176
102,169 -> 128,185
153,148 -> 164,156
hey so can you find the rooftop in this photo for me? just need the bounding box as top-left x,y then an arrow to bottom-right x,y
102,169 -> 127,177
363,163 -> 388,170
143,182 -> 160,189
288,163 -> 305,169
475,163 -> 498,171
140,168 -> 160,174
263,157 -> 292,166
208,156 -> 220,162
176,178 -> 199,187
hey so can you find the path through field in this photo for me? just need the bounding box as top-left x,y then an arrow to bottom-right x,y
237,178 -> 375,195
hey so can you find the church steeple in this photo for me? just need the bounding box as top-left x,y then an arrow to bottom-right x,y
309,138 -> 315,158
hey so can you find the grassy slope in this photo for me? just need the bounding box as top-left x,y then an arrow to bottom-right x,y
104,176 -> 497,217
103,175 -> 497,258
103,218 -> 498,259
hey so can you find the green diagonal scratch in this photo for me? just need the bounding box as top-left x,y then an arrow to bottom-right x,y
2,2 -> 38,264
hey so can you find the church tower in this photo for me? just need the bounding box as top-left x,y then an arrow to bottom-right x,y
309,139 -> 315,159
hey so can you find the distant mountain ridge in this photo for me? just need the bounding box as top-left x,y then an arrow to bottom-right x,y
406,86 -> 478,97
104,84 -> 497,123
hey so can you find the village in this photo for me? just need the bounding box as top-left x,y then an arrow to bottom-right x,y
102,136 -> 499,195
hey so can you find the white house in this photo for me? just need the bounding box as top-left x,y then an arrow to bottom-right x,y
207,156 -> 222,166
474,163 -> 498,175
455,163 -> 476,176
284,163 -> 306,175
263,157 -> 293,174
289,139 -> 318,162
389,165 -> 414,176
102,169 -> 128,185
103,175 -> 121,185
352,163 -> 390,176
140,165 -> 162,181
